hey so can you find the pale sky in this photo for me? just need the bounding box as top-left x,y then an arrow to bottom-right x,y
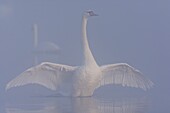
0,0 -> 170,111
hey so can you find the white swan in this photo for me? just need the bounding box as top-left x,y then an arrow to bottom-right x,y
6,10 -> 153,97
32,24 -> 59,65
32,24 -> 59,54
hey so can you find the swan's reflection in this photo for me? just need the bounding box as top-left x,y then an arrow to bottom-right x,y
6,97 -> 149,113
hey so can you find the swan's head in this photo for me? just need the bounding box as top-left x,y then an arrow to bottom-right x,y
84,10 -> 98,18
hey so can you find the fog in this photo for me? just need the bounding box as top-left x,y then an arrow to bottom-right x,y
0,0 -> 170,113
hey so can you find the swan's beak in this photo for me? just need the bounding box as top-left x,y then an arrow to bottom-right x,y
91,13 -> 98,16
93,14 -> 98,16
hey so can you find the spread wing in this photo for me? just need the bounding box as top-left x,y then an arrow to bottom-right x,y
100,63 -> 154,90
6,62 -> 77,91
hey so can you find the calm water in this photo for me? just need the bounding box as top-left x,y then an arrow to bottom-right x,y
4,96 -> 150,113
1,90 -> 169,113
0,84 -> 169,113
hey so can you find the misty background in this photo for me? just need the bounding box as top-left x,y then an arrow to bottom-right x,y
0,0 -> 170,112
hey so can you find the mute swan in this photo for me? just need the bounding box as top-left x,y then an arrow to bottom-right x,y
6,10 -> 153,97
32,24 -> 59,65
33,24 -> 59,54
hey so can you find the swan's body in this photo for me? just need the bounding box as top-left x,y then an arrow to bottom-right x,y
6,11 -> 153,97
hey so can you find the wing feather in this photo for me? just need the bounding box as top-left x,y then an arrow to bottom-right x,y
100,63 -> 153,90
6,62 -> 77,91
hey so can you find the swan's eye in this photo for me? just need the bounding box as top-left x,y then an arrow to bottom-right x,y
88,11 -> 93,16
86,11 -> 96,16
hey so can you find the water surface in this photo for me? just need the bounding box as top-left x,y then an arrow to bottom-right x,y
5,95 -> 150,113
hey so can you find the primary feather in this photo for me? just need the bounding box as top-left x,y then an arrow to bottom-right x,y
100,63 -> 153,90
6,62 -> 76,92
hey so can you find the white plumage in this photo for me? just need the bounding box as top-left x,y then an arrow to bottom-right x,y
6,10 -> 153,97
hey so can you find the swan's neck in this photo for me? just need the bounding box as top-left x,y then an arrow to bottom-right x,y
82,16 -> 97,66
33,24 -> 38,48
